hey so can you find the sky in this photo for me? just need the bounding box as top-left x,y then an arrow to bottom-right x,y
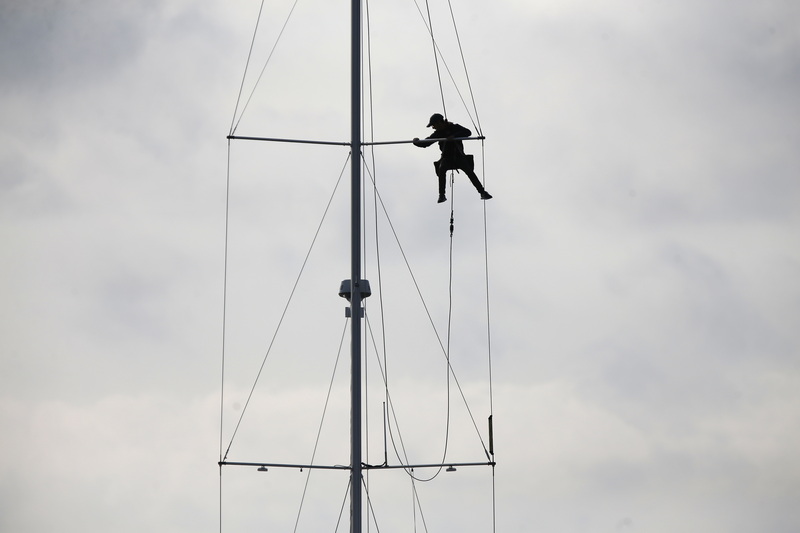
1,0 -> 799,532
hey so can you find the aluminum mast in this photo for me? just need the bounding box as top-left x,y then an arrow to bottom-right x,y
349,1 -> 364,533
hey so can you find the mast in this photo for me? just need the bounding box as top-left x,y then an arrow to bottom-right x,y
219,3 -> 496,531
349,1 -> 363,533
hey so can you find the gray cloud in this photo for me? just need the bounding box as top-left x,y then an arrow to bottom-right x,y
1,1 -> 799,532
0,2 -> 159,89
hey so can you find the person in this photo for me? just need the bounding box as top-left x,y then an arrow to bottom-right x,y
413,113 -> 492,203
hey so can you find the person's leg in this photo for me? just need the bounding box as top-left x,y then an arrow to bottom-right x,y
435,161 -> 447,201
462,167 -> 492,199
463,167 -> 484,193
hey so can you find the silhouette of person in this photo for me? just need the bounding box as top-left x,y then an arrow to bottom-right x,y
413,113 -> 492,203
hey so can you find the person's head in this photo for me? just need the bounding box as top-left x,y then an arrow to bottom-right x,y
426,113 -> 445,129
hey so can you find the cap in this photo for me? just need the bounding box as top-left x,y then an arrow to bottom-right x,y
426,113 -> 444,127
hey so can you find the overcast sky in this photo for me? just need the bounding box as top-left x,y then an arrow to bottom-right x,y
2,1 -> 799,532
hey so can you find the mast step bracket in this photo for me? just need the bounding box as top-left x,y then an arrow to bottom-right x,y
344,306 -> 365,318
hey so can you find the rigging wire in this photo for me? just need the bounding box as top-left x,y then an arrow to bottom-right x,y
423,0 -> 447,116
423,0 -> 495,448
411,477 -> 431,533
362,314 -> 439,483
230,0 -> 301,135
491,466 -> 498,533
446,0 -> 482,133
228,0 -> 265,134
480,141 -> 494,418
418,0 -> 488,467
479,139 -> 498,533
367,3 -> 496,527
334,477 -> 353,533
221,153 -> 351,461
293,319 -> 349,533
217,140 -> 235,533
362,310 -> 450,483
478,139 -> 498,533
410,0 -> 478,130
362,476 -> 385,533
361,7 -> 380,533
360,163 -> 491,467
220,0 -> 496,531
219,140 -> 233,463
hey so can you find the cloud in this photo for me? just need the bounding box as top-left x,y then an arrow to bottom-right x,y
2,0 -> 800,532
0,392 -> 219,533
0,2 -> 157,90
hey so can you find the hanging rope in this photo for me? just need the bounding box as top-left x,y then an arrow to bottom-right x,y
404,7 -> 497,531
359,162 -> 449,482
360,165 -> 492,470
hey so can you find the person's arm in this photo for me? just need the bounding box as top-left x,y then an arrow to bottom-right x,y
412,132 -> 437,147
450,124 -> 472,138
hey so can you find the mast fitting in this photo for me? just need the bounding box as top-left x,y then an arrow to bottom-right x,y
339,279 -> 371,318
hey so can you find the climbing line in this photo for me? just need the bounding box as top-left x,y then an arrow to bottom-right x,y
359,159 -> 446,356
362,306 -> 445,483
370,184 -> 489,459
360,162 -> 491,467
220,0 -> 496,531
362,315 -> 444,483
446,173 -> 494,461
221,153 -> 351,460
361,315 -> 405,466
363,1 -> 496,521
